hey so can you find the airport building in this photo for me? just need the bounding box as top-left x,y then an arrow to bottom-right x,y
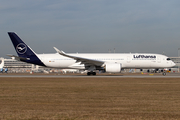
1,58 -> 61,73
170,57 -> 180,67
170,57 -> 180,72
4,59 -> 32,68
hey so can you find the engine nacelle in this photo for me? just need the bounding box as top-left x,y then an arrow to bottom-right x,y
105,63 -> 121,73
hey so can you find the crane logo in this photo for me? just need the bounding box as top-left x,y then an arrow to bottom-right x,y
16,43 -> 27,54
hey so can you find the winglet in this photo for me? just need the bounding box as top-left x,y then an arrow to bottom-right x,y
53,47 -> 65,55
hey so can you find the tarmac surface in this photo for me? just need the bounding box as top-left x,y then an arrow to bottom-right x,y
1,72 -> 180,78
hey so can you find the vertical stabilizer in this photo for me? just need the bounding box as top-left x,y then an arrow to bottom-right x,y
8,32 -> 45,66
8,32 -> 36,57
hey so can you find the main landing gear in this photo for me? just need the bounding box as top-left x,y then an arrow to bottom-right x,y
87,71 -> 96,76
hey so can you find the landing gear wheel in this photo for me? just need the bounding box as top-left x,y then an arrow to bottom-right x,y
162,72 -> 166,76
92,72 -> 96,75
87,72 -> 91,76
87,72 -> 96,76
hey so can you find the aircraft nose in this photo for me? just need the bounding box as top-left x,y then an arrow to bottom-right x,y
172,61 -> 176,66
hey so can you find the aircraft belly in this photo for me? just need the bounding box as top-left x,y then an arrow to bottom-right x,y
43,60 -> 60,67
43,59 -> 73,68
124,60 -> 151,68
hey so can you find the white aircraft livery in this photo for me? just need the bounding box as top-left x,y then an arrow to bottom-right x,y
0,58 -> 4,71
0,58 -> 8,73
8,32 -> 175,75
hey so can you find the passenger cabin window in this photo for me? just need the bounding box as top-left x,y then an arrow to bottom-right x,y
167,58 -> 171,61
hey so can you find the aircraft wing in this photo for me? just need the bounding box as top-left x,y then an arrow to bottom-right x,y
54,47 -> 104,66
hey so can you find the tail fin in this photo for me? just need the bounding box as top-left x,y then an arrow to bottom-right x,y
8,32 -> 45,66
8,32 -> 36,57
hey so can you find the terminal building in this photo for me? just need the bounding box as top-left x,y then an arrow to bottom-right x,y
5,59 -> 32,68
169,57 -> 180,72
2,58 -> 46,73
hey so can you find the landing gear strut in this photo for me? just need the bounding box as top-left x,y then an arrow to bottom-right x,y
162,72 -> 166,76
87,71 -> 96,76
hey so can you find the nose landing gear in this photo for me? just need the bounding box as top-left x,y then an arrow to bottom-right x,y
162,72 -> 166,76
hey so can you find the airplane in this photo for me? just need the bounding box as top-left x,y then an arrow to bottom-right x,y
7,32 -> 176,76
0,58 -> 7,73
0,58 -> 4,73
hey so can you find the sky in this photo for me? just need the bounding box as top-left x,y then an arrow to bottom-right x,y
1,0 -> 180,58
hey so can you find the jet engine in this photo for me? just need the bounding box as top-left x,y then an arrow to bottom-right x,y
105,63 -> 121,73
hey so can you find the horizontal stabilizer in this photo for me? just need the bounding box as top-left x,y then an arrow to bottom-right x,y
7,54 -> 29,61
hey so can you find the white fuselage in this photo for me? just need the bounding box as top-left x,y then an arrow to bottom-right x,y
0,58 -> 4,69
36,53 -> 175,70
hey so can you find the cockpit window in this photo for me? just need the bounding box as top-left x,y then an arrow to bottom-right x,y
167,58 -> 171,61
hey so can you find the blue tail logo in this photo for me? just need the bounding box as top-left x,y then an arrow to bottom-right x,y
16,43 -> 27,54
